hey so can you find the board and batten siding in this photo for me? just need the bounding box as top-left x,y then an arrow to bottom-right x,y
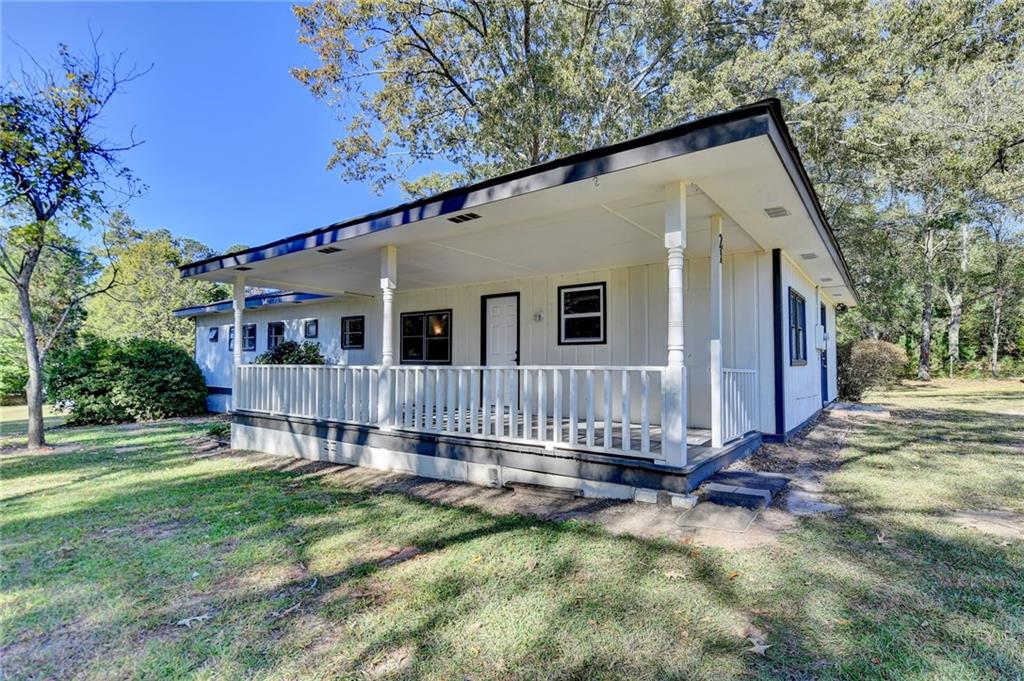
193,256 -> 771,427
779,251 -> 839,432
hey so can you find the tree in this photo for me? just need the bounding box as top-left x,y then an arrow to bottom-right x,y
0,42 -> 146,447
292,0 -> 748,195
83,211 -> 228,351
294,0 -> 1024,377
0,209 -> 99,399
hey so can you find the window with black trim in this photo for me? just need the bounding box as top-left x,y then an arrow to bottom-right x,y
341,316 -> 364,349
789,288 -> 807,365
304,319 -> 318,339
228,324 -> 256,352
208,327 -> 219,342
558,282 -> 606,345
401,310 -> 451,364
267,322 -> 285,349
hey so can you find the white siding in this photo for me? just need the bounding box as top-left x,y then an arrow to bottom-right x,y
780,252 -> 837,432
194,257 -> 771,425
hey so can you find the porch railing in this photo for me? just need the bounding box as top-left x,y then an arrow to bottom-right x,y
721,368 -> 758,443
389,366 -> 664,458
235,364 -> 680,461
235,365 -> 384,424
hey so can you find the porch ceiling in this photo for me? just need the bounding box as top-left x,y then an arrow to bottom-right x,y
188,133 -> 855,305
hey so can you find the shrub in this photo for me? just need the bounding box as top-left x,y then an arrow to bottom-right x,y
205,421 -> 231,439
837,339 -> 907,401
254,340 -> 325,365
47,337 -> 207,424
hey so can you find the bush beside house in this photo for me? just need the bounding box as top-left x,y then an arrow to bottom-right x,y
838,339 -> 908,401
47,337 -> 207,424
254,340 -> 325,365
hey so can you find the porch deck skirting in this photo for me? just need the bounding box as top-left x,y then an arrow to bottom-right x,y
232,411 -> 762,496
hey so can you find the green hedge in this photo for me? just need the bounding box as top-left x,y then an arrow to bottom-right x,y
47,337 -> 207,424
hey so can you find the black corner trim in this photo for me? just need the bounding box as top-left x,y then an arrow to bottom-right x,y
772,249 -> 785,435
207,386 -> 232,395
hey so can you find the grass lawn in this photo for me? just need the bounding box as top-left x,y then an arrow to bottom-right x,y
0,404 -> 65,436
1,379 -> 1022,679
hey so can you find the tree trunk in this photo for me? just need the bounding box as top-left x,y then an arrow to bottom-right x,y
16,282 -> 45,448
917,228 -> 935,380
947,223 -> 969,374
990,292 -> 1002,377
947,292 -> 962,374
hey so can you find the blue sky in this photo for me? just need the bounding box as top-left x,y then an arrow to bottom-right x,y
2,1 -> 416,253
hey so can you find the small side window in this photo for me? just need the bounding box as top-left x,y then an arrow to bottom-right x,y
341,316 -> 365,350
304,319 -> 319,339
267,322 -> 285,350
243,324 -> 257,351
558,282 -> 606,345
208,327 -> 219,342
789,288 -> 807,365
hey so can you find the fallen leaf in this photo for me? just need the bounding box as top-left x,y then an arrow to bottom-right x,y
176,613 -> 212,628
525,558 -> 539,571
727,571 -> 740,581
746,638 -> 771,656
270,601 -> 302,619
689,549 -> 702,557
871,657 -> 881,665
876,532 -> 887,544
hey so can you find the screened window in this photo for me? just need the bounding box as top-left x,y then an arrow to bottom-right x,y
401,310 -> 451,364
341,316 -> 364,349
304,319 -> 318,339
789,289 -> 807,365
558,282 -> 606,344
228,324 -> 256,352
267,322 -> 285,350
208,327 -> 219,342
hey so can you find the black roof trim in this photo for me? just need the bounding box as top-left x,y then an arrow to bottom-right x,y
173,291 -> 332,318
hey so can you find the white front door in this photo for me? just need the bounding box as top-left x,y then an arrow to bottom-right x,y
484,295 -> 518,366
484,295 -> 519,416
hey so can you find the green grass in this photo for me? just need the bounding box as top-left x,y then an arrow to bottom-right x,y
1,380 -> 1022,679
0,404 -> 64,436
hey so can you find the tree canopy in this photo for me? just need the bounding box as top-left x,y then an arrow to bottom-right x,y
294,0 -> 1024,376
83,211 -> 228,351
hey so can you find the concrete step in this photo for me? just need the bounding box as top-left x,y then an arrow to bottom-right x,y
699,471 -> 790,509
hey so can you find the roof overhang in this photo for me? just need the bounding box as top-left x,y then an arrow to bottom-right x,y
180,100 -> 858,305
173,291 -> 338,319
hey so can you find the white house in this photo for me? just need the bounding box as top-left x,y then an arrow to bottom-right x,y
175,100 -> 855,499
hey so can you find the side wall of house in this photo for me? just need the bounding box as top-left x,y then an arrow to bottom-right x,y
194,256 -> 770,425
779,251 -> 839,433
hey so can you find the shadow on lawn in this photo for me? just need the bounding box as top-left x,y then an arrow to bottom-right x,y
1,415 -> 1022,679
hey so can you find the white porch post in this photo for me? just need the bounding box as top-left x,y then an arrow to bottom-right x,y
231,276 -> 245,411
709,215 -> 724,448
378,246 -> 397,427
662,181 -> 688,467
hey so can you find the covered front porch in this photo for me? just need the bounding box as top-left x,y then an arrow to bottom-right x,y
217,169 -> 768,471
179,103 -> 847,488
